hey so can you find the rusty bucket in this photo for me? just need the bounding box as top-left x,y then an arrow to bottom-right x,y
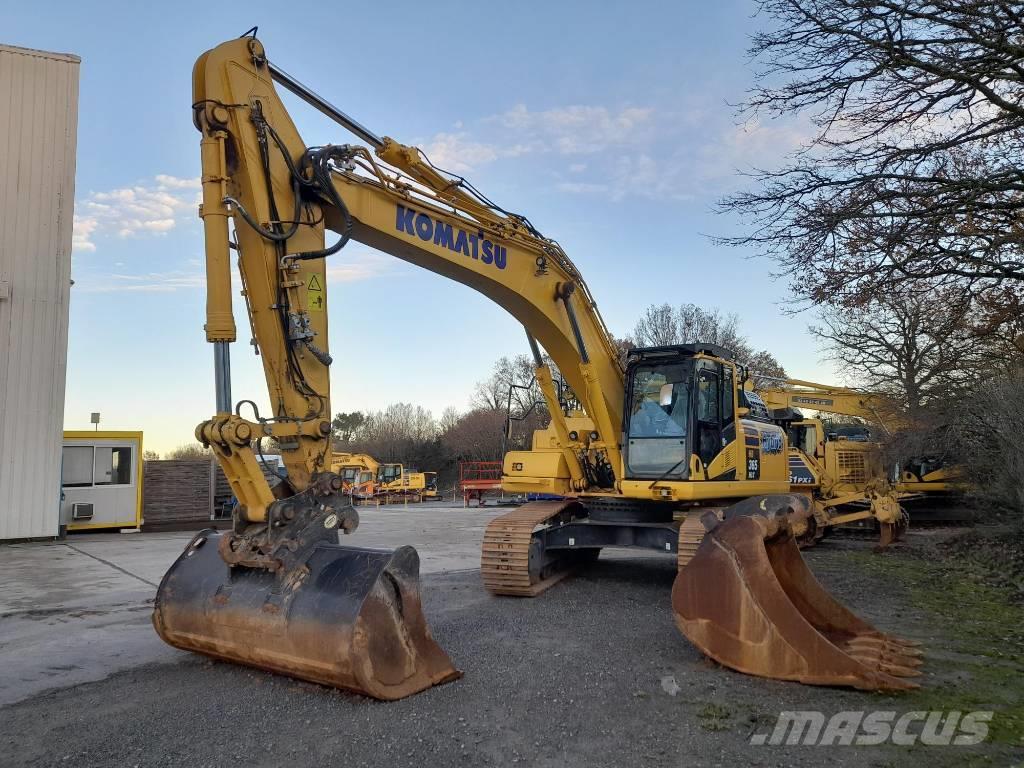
672,499 -> 922,691
153,530 -> 460,700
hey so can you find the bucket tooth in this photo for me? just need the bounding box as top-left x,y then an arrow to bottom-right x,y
153,530 -> 460,700
672,497 -> 923,692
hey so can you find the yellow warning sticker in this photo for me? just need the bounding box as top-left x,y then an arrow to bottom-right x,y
306,273 -> 324,312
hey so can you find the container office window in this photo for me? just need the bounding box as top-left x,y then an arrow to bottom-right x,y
94,447 -> 133,485
62,446 -> 94,487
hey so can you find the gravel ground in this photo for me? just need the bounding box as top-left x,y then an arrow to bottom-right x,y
3,536 -> 1021,767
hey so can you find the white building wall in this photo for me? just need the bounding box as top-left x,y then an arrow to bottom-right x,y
0,44 -> 80,540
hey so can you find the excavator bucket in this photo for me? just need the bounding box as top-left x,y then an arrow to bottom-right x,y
672,497 -> 922,691
153,530 -> 460,700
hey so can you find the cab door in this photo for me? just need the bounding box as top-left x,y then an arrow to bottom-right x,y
694,361 -> 724,469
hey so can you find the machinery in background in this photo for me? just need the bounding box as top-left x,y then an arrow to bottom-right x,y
753,380 -> 906,547
423,472 -> 439,500
330,451 -> 378,499
154,35 -> 923,699
330,452 -> 438,502
756,378 -> 969,529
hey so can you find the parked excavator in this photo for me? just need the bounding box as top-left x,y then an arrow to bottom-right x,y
753,378 -> 908,547
330,451 -> 434,501
756,378 -> 968,530
329,451 -> 377,497
153,33 -> 923,700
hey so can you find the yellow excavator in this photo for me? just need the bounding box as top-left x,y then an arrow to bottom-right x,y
329,451 -> 377,497
153,33 -> 923,700
753,378 -> 908,547
330,452 -> 434,500
757,378 -> 968,531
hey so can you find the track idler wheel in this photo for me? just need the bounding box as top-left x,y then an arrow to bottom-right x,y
153,530 -> 460,700
671,495 -> 923,692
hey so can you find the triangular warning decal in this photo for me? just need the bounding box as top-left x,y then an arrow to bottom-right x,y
307,274 -> 323,292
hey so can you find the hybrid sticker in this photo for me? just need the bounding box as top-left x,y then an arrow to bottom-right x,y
395,204 -> 508,269
760,431 -> 784,454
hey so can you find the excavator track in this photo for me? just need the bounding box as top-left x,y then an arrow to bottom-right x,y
481,500 -> 585,596
677,510 -> 709,570
677,508 -> 729,569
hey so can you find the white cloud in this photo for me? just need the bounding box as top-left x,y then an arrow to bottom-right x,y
420,133 -> 502,174
396,96 -> 817,204
696,117 -> 816,187
72,175 -> 201,253
72,215 -> 98,253
412,104 -> 655,175
75,270 -> 205,293
154,174 -> 201,189
494,104 -> 655,154
325,249 -> 405,283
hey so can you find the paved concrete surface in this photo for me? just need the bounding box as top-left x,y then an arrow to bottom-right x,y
0,502 -> 502,706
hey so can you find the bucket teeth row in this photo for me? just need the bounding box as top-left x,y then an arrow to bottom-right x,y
672,500 -> 926,692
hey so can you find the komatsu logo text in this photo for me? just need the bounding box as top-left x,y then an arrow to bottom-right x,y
396,205 -> 507,270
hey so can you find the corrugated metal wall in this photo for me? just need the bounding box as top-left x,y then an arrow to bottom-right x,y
0,44 -> 80,540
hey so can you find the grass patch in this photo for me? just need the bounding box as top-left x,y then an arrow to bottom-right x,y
832,543 -> 1024,746
697,702 -> 733,732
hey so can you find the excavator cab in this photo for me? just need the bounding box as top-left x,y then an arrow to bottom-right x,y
377,463 -> 403,490
622,345 -> 738,480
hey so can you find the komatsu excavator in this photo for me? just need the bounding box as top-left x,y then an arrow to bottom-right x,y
754,378 -> 908,547
330,452 -> 433,500
329,451 -> 377,496
757,378 -> 968,531
153,33 -> 923,699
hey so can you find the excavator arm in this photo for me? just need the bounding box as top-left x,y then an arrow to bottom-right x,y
756,377 -> 902,429
191,36 -> 624,507
153,35 -> 923,698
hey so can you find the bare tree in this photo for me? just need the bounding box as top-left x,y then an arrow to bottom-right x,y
438,406 -> 462,435
441,408 -> 507,462
746,350 -> 788,389
811,293 -> 977,415
472,355 -> 546,415
631,303 -> 747,353
718,1 -> 1024,310
951,368 -> 1024,520
630,302 -> 786,379
165,442 -> 211,460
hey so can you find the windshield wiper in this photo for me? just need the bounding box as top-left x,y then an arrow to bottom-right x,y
648,454 -> 688,489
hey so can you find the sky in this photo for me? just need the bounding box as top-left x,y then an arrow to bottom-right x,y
5,0 -> 839,455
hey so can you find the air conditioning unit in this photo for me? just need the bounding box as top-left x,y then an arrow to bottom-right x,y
71,502 -> 94,520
